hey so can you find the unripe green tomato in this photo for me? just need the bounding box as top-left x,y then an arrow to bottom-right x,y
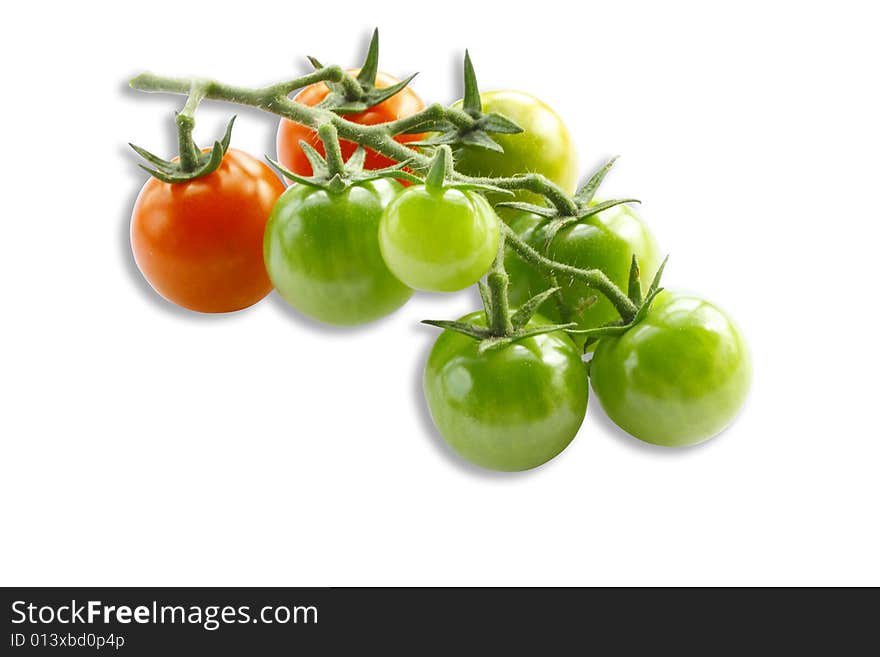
378,185 -> 499,292
452,90 -> 578,205
264,179 -> 412,325
590,291 -> 751,447
424,312 -> 589,471
506,203 -> 661,350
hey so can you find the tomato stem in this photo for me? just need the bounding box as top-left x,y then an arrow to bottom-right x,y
425,146 -> 451,189
176,83 -> 207,172
318,124 -> 346,177
383,103 -> 447,136
501,223 -> 639,323
486,227 -> 513,336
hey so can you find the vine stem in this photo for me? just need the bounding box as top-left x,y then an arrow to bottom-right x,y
500,223 -> 638,322
318,124 -> 345,177
129,69 -> 576,215
130,67 -> 642,323
487,227 -> 513,336
175,83 -> 207,171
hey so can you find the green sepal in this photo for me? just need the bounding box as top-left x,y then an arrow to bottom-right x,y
571,255 -> 670,347
627,254 -> 642,305
645,255 -> 668,300
423,146 -> 511,196
356,29 -> 381,87
462,50 -> 482,115
478,113 -> 522,134
416,52 -> 523,153
266,144 -> 421,193
421,320 -> 492,341
573,156 -> 618,205
494,202 -> 558,218
458,130 -> 504,153
310,28 -> 418,115
540,216 -> 581,252
575,198 -> 640,220
425,146 -> 452,188
510,287 -> 561,329
130,115 -> 235,184
423,310 -> 576,353
477,323 -> 578,354
447,183 -> 514,197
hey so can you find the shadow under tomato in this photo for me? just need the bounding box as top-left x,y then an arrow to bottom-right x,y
265,290 -> 414,336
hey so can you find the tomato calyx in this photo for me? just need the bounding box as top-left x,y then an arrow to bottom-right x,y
422,145 -> 512,197
269,124 -> 421,193
423,229 -> 576,354
498,157 -> 640,246
409,52 -> 523,153
131,112 -> 235,184
570,254 -> 670,350
305,29 -> 418,115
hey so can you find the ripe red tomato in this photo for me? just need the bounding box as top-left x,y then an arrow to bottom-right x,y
276,70 -> 425,177
130,148 -> 285,313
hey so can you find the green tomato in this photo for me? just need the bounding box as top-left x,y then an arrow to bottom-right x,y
506,203 -> 661,349
378,185 -> 499,292
264,179 -> 412,325
424,312 -> 589,471
590,291 -> 751,447
452,90 -> 578,204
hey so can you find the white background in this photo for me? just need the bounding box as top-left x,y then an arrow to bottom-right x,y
1,1 -> 878,586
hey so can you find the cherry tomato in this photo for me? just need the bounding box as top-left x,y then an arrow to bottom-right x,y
590,291 -> 751,447
506,203 -> 661,348
452,90 -> 578,204
264,179 -> 412,325
378,186 -> 499,292
276,70 -> 425,177
424,312 -> 589,471
130,148 -> 284,313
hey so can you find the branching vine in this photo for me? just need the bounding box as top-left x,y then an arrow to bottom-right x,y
128,29 -> 664,347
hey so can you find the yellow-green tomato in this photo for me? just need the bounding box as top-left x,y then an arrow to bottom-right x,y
378,186 -> 499,292
506,203 -> 661,349
590,291 -> 751,447
452,91 -> 578,204
264,180 -> 412,325
424,312 -> 589,471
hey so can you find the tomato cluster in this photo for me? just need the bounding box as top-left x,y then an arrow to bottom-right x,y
128,37 -> 751,472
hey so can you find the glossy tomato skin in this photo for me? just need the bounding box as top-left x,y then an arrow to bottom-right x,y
424,312 -> 588,471
276,70 -> 425,177
590,291 -> 751,447
506,203 -> 661,348
378,186 -> 499,292
264,179 -> 412,325
452,90 -> 578,204
130,148 -> 284,313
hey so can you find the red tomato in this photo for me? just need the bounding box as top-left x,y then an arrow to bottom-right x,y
130,148 -> 285,313
276,70 -> 425,177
